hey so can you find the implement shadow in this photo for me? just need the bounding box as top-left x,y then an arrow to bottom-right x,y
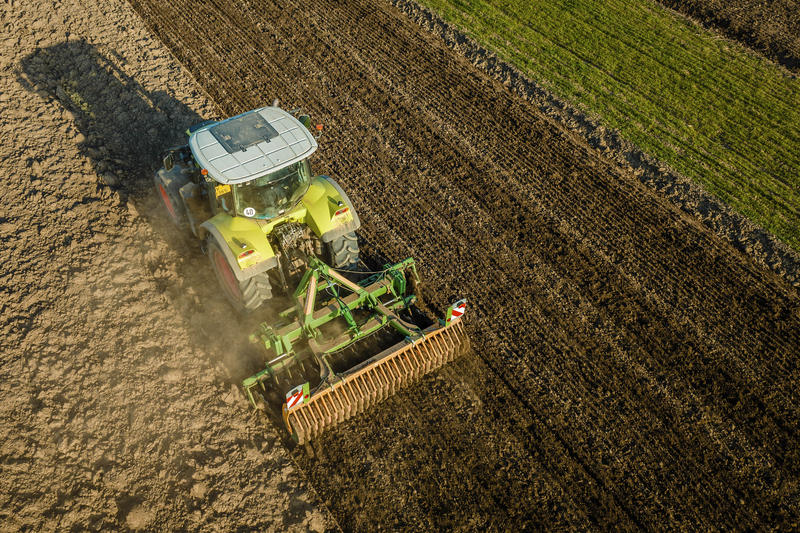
17,39 -> 270,396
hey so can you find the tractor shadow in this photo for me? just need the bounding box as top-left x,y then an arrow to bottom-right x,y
16,39 -> 403,430
17,39 -> 271,390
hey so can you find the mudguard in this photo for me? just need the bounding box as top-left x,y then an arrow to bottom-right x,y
154,165 -> 191,225
302,176 -> 361,242
201,213 -> 278,282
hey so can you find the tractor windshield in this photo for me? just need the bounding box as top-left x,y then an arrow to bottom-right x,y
233,160 -> 311,219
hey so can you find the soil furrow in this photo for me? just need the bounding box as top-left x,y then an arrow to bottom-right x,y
123,0 -> 800,529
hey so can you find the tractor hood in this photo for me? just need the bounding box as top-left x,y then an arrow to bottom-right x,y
188,106 -> 318,185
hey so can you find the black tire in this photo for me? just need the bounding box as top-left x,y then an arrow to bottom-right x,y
154,173 -> 188,230
326,231 -> 359,270
207,239 -> 272,312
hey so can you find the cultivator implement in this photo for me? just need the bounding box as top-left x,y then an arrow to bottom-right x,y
243,256 -> 469,444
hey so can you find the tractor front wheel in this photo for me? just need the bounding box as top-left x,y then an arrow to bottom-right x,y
207,239 -> 272,312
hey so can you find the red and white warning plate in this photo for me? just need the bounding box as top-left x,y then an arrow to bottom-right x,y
447,299 -> 467,323
285,382 -> 310,409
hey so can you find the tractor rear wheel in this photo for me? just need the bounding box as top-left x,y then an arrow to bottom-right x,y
207,239 -> 272,312
154,174 -> 188,230
326,231 -> 359,270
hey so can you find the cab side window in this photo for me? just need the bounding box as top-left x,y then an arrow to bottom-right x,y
210,181 -> 234,215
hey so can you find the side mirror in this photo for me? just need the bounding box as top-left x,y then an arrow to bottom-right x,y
163,152 -> 174,171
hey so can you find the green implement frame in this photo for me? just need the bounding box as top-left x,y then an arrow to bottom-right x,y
242,256 -> 470,444
243,257 -> 424,406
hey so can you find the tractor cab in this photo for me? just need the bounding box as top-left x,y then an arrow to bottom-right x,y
187,107 -> 318,220
220,159 -> 312,219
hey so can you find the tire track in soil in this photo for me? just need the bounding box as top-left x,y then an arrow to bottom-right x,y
127,0 -> 800,530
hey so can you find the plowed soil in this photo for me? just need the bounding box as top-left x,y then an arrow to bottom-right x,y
4,0 -> 800,531
2,0 -> 334,531
657,0 -> 800,72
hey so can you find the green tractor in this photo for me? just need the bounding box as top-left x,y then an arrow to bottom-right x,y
154,104 -> 360,312
155,104 -> 469,444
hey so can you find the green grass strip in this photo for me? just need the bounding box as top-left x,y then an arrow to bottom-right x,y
417,0 -> 800,249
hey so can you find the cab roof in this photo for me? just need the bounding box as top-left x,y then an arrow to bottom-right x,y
188,106 -> 318,185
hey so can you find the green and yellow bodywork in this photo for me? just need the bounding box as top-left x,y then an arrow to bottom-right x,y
156,106 -> 470,446
199,175 -> 360,282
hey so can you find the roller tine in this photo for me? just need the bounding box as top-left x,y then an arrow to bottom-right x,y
394,346 -> 412,385
378,364 -> 392,403
346,381 -> 361,420
358,374 -> 373,414
303,402 -> 320,441
350,375 -> 366,415
386,359 -> 400,396
369,368 -> 383,408
449,327 -> 461,360
356,371 -> 375,413
348,383 -> 360,421
332,385 -> 346,424
393,351 -> 410,390
457,323 -> 470,356
365,369 -> 380,411
414,343 -> 430,374
401,349 -> 417,387
403,345 -> 420,382
323,394 -> 338,434
323,390 -> 340,426
311,404 -> 323,439
364,371 -> 379,411
392,357 -> 406,393
313,401 -> 328,441
383,362 -> 398,401
292,408 -> 310,444
313,398 -> 329,439
348,380 -> 364,419
429,336 -> 446,368
298,407 -> 314,441
337,382 -> 353,422
431,333 -> 448,366
332,383 -> 349,424
324,393 -> 338,427
436,332 -> 453,364
395,357 -> 414,387
418,341 -> 435,373
372,365 -> 388,403
382,362 -> 397,399
409,344 -> 425,381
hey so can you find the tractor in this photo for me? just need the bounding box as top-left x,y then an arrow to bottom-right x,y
154,104 -> 469,444
155,104 -> 359,312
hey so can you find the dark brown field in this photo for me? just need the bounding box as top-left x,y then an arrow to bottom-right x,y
3,0 -> 799,530
125,0 -> 800,529
658,0 -> 800,72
